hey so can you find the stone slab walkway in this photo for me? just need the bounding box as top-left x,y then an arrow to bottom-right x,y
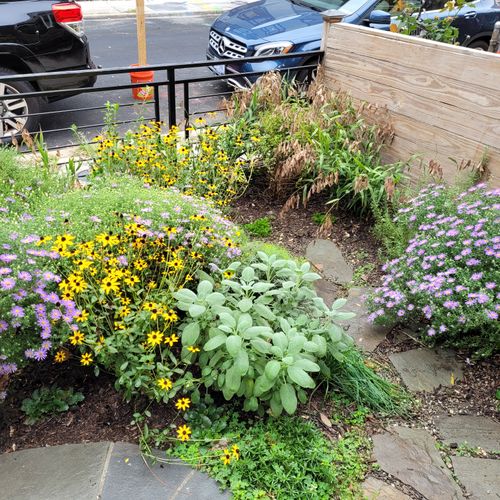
0,442 -> 229,500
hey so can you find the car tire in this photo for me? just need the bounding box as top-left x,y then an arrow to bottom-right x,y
0,67 -> 41,140
467,40 -> 489,51
295,58 -> 319,87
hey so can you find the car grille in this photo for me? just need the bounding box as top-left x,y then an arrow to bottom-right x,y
209,30 -> 247,59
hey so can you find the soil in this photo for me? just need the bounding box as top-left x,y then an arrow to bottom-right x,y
1,181 -> 498,461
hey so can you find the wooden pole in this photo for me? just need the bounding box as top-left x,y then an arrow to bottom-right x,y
136,0 -> 147,65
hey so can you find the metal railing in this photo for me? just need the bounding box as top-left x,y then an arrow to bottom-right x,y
0,50 -> 323,150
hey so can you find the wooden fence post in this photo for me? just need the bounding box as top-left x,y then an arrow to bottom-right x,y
321,10 -> 345,51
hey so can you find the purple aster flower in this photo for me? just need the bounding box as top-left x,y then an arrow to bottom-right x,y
0,320 -> 8,332
18,271 -> 32,281
486,310 -> 498,320
485,282 -> 496,290
466,258 -> 480,266
443,300 -> 459,310
471,272 -> 483,281
0,277 -> 15,290
11,306 -> 24,318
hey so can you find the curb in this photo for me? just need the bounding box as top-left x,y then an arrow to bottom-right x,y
83,9 -> 224,18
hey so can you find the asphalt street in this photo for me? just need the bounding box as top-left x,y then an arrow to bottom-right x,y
40,15 -> 227,147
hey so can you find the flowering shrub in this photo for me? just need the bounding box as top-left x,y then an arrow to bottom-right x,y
174,252 -> 355,416
0,176 -> 242,404
91,120 -> 256,207
367,183 -> 500,356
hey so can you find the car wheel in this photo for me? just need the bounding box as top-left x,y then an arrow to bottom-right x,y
295,59 -> 319,87
0,67 -> 41,140
467,40 -> 489,51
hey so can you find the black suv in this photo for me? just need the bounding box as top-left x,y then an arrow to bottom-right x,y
0,0 -> 96,138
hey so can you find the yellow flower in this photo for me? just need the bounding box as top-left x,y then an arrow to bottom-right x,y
118,306 -> 131,318
175,397 -> 191,411
164,333 -> 179,347
101,276 -> 120,294
80,353 -> 93,366
147,330 -> 164,347
194,117 -> 205,126
187,345 -> 200,353
75,310 -> 89,323
54,234 -> 75,248
176,424 -> 192,441
95,232 -> 120,247
114,321 -> 125,330
124,275 -> 140,287
54,350 -> 68,363
221,449 -> 231,465
134,259 -> 148,271
223,270 -> 234,279
157,378 -> 172,390
69,331 -> 85,345
36,235 -> 52,246
231,444 -> 240,460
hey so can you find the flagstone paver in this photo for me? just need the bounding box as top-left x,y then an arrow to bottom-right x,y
362,476 -> 412,499
0,442 -> 110,500
313,278 -> 338,308
0,442 -> 229,500
342,287 -> 390,351
305,239 -> 353,284
434,415 -> 500,451
389,348 -> 464,392
372,427 -> 464,500
451,457 -> 500,499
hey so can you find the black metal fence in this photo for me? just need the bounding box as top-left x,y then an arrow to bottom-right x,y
0,51 -> 322,150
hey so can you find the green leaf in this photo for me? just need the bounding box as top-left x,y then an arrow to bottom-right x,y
270,392 -> 283,417
293,359 -> 320,372
225,365 -> 242,392
264,360 -> 281,380
205,292 -> 225,306
181,322 -> 200,345
280,383 -> 297,415
273,331 -> 288,351
245,326 -> 272,338
235,350 -> 249,376
331,298 -> 347,309
302,272 -> 321,282
244,396 -> 258,412
237,313 -> 252,332
253,282 -> 273,293
226,335 -> 242,357
253,303 -> 276,321
241,266 -> 255,282
174,288 -> 197,303
287,366 -> 316,388
197,280 -> 213,297
188,303 -> 206,318
219,312 -> 236,328
303,341 -> 319,353
204,334 -> 227,351
287,335 -> 305,355
328,324 -> 344,343
334,311 -> 356,321
251,338 -> 271,354
238,298 -> 253,312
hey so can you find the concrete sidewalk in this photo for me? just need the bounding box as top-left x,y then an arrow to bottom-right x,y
80,0 -> 252,17
0,442 -> 230,500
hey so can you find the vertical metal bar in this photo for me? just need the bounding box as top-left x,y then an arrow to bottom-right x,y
153,84 -> 160,123
183,82 -> 190,139
167,68 -> 176,129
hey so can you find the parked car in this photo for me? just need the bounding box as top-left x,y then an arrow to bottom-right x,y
0,0 -> 96,138
207,0 -> 500,88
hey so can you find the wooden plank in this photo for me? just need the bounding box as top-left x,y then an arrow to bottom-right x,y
136,0 -> 147,65
325,23 -> 500,91
323,52 -> 500,121
324,65 -> 500,148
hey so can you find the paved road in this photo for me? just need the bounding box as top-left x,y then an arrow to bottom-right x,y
40,15 -> 228,148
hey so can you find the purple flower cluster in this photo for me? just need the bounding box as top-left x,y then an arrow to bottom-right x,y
368,183 -> 499,352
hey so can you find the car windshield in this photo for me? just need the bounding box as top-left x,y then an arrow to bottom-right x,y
291,0 -> 352,11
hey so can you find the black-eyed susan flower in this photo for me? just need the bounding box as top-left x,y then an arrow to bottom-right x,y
80,353 -> 93,366
176,424 -> 191,441
69,331 -> 85,345
187,345 -> 200,353
157,378 -> 173,390
231,444 -> 240,460
147,331 -> 163,347
54,350 -> 69,363
175,397 -> 191,411
164,333 -> 179,347
221,449 -> 231,465
100,276 -> 120,294
75,310 -> 89,323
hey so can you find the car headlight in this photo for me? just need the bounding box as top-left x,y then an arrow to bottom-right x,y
254,41 -> 294,57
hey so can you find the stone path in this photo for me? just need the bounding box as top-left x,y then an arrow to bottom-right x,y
0,442 -> 229,500
307,238 -> 500,500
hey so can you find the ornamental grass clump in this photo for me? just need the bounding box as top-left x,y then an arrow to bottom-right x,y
367,183 -> 500,356
91,119 -> 256,207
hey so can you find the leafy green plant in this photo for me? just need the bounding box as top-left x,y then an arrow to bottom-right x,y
174,252 -> 356,415
243,217 -> 272,237
163,408 -> 371,499
21,385 -> 84,425
311,212 -> 334,226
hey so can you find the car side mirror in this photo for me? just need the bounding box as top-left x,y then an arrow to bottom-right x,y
368,10 -> 392,30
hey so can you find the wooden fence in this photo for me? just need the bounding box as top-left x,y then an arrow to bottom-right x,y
321,19 -> 500,185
